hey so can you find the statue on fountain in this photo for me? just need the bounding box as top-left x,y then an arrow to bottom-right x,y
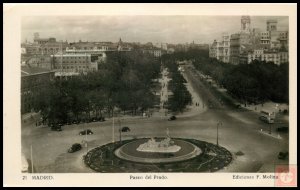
137,128 -> 181,153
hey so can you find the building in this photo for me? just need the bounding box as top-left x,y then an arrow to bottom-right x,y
142,48 -> 162,57
51,53 -> 99,74
67,42 -> 109,53
21,65 -> 55,114
33,32 -> 56,45
247,49 -> 288,65
209,33 -> 230,63
220,33 -> 231,63
209,40 -> 218,59
240,16 -> 251,33
229,33 -> 241,65
117,38 -> 132,51
210,16 -> 289,65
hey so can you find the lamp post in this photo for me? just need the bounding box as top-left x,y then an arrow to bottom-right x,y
112,108 -> 115,143
85,125 -> 88,153
217,122 -> 222,146
30,144 -> 34,173
118,119 -> 121,143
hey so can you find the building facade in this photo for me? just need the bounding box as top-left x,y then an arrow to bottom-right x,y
51,54 -> 99,74
21,66 -> 55,114
209,33 -> 231,63
247,49 -> 288,65
229,33 -> 241,65
210,16 -> 289,65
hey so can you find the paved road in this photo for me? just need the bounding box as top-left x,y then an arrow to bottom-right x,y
21,63 -> 289,173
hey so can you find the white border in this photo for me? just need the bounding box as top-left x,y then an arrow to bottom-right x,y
3,3 -> 297,187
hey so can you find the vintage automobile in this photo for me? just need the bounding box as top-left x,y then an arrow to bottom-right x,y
68,143 -> 82,153
51,125 -> 62,131
121,126 -> 131,132
168,116 -> 177,121
79,129 -> 93,135
278,151 -> 289,160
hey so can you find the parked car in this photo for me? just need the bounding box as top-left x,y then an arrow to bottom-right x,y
277,126 -> 289,133
97,117 -> 105,122
90,117 -> 97,122
79,129 -> 93,135
278,151 -> 289,160
235,104 -> 241,109
121,126 -> 130,132
51,125 -> 62,131
168,116 -> 177,121
68,143 -> 82,153
72,119 -> 80,124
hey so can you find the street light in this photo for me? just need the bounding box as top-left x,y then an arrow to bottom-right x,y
217,122 -> 222,146
118,119 -> 121,143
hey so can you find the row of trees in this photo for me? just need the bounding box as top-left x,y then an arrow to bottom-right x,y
163,56 -> 192,112
193,58 -> 289,103
163,48 -> 289,104
32,51 -> 161,124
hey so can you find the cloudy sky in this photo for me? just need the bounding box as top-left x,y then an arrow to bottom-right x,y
22,16 -> 288,44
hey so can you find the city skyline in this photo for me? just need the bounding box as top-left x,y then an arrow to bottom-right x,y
22,16 -> 288,44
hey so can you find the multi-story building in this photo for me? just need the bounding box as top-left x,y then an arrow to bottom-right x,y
51,53 -> 99,74
221,33 -> 230,63
240,15 -> 251,33
209,40 -> 218,59
247,49 -> 288,65
142,48 -> 162,57
209,33 -> 230,63
229,33 -> 241,65
21,65 -> 55,114
210,16 -> 289,65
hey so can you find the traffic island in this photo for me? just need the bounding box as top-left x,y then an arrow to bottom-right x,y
83,138 -> 232,172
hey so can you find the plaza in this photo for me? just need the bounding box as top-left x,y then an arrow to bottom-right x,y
21,61 -> 289,173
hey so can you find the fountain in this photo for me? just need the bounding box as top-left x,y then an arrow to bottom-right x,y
136,128 -> 181,153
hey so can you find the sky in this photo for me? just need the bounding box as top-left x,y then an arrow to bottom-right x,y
21,16 -> 289,44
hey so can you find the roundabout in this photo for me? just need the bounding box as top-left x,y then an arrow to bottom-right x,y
114,138 -> 202,163
83,138 -> 233,172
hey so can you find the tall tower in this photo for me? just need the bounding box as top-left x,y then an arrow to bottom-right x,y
241,16 -> 251,33
267,20 -> 277,32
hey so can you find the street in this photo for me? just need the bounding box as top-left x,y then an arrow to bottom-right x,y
21,63 -> 289,173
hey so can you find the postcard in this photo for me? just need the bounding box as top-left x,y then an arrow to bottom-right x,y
3,3 -> 297,187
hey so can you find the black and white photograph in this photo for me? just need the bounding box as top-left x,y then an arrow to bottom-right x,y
4,3 -> 297,187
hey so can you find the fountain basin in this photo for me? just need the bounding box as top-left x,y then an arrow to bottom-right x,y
114,138 -> 202,163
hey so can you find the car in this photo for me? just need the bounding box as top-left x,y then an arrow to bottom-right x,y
168,116 -> 177,121
97,117 -> 105,122
277,126 -> 289,133
278,151 -> 289,160
79,129 -> 93,135
121,127 -> 130,132
89,117 -> 97,122
68,143 -> 82,153
235,104 -> 241,109
51,125 -> 62,131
